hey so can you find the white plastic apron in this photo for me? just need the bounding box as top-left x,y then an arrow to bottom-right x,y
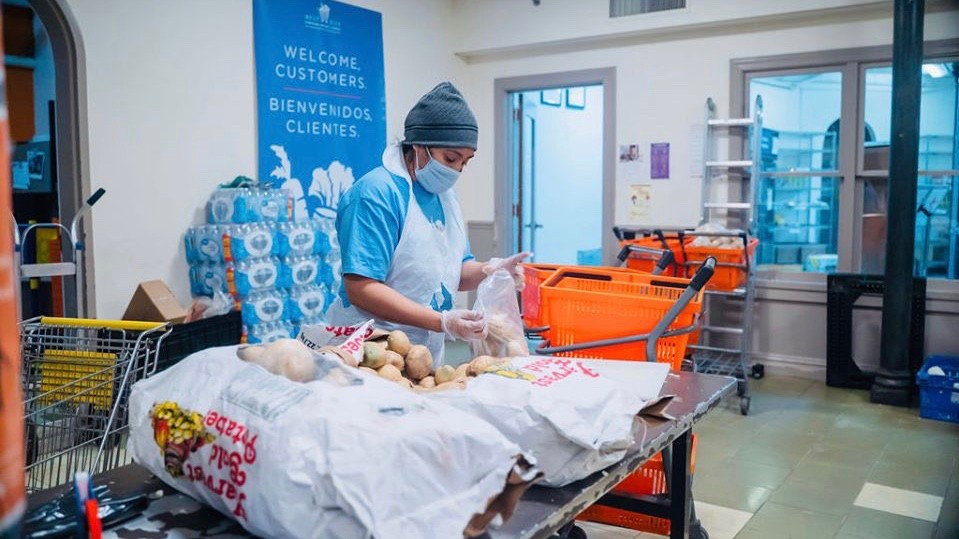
327,168 -> 467,366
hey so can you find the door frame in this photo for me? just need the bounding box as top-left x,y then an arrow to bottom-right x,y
493,67 -> 617,263
28,0 -> 94,316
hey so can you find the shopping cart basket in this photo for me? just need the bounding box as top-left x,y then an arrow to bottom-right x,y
522,247 -> 674,333
613,226 -> 687,277
20,317 -> 170,493
679,229 -> 757,291
533,259 -> 715,368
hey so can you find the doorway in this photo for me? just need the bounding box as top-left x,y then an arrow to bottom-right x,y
510,85 -> 604,264
494,68 -> 617,264
3,0 -> 89,317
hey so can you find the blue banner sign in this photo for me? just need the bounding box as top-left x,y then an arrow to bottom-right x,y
253,0 -> 385,219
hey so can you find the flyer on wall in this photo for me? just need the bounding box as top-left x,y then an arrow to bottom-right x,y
252,0 -> 386,221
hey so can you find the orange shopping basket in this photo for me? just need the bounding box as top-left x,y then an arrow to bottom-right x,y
534,259 -> 716,370
578,434 -> 699,535
680,231 -> 758,291
521,264 -> 563,330
523,246 -> 675,332
616,234 -> 686,277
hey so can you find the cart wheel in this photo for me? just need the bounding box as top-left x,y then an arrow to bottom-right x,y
690,519 -> 710,539
567,525 -> 588,539
750,363 -> 765,379
740,396 -> 751,415
736,379 -> 747,396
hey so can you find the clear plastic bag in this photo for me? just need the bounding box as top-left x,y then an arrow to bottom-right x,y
470,269 -> 529,358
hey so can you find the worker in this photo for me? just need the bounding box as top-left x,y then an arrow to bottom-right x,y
326,82 -> 528,366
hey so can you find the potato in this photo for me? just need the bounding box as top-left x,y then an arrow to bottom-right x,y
361,342 -> 387,369
358,366 -> 378,375
419,376 -> 436,388
433,380 -> 467,392
404,345 -> 433,381
395,377 -> 414,389
236,345 -> 267,363
384,350 -> 405,370
468,355 -> 497,376
434,365 -> 456,385
256,339 -> 315,382
377,363 -> 403,382
412,379 -> 467,393
386,330 -> 411,357
454,363 -> 470,379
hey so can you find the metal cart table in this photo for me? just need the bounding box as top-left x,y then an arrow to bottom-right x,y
26,371 -> 735,539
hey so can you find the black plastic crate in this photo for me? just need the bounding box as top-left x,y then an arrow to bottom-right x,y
154,311 -> 242,372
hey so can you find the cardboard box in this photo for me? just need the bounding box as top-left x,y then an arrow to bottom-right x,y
123,280 -> 187,324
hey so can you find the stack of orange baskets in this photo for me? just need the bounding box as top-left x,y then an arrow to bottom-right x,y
522,258 -> 702,534
519,256 -> 713,537
616,226 -> 758,292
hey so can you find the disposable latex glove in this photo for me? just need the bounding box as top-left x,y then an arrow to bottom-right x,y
483,252 -> 532,291
440,309 -> 488,341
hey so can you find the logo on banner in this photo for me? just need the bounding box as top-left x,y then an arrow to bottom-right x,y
306,3 -> 341,34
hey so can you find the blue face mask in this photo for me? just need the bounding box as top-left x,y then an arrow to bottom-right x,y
414,146 -> 460,194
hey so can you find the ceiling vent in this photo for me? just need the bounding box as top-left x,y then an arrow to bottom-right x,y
610,0 -> 686,18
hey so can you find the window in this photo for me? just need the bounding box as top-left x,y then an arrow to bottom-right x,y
736,48 -> 959,281
749,72 -> 842,271
861,62 -> 959,279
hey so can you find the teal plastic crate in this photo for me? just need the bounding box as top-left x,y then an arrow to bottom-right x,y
916,355 -> 959,424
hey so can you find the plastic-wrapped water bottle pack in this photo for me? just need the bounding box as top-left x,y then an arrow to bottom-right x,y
287,285 -> 328,322
240,289 -> 290,326
187,186 -> 342,344
245,320 -> 298,344
207,188 -> 292,224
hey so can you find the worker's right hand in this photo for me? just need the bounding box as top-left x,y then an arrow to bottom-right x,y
440,309 -> 488,341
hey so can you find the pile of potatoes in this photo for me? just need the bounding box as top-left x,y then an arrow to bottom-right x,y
357,330 -> 509,392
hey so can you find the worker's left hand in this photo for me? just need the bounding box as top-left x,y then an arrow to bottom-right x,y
483,252 -> 532,291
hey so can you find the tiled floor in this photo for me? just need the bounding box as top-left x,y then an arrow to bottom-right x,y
578,374 -> 959,539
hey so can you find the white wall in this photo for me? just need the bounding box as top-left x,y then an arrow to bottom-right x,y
453,11 -> 959,228
451,0 -> 895,55
63,0 -> 457,318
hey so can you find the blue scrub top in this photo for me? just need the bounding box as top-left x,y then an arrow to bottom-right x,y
336,166 -> 474,303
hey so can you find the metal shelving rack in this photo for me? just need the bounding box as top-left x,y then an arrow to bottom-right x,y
689,96 -> 763,415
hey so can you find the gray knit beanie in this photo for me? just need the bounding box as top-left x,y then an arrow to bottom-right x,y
403,82 -> 478,150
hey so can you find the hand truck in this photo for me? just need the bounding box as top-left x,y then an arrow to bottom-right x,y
12,188 -> 106,317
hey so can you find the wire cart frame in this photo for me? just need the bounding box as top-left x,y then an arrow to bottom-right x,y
20,316 -> 170,493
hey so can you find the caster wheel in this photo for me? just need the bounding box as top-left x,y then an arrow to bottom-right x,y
567,525 -> 587,539
690,519 -> 710,539
740,396 -> 751,415
750,363 -> 765,379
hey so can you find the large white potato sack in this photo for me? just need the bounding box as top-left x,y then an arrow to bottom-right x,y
432,356 -> 669,487
128,346 -> 528,539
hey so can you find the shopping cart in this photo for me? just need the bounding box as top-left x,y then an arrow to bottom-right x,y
20,317 -> 170,493
529,259 -> 716,539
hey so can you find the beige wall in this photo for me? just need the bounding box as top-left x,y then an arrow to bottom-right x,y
63,0 -> 459,317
